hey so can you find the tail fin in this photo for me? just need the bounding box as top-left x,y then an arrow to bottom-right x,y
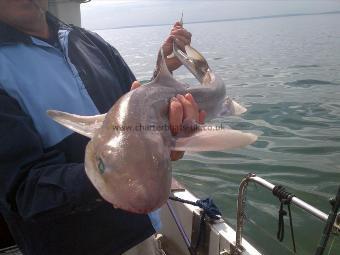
173,42 -> 212,85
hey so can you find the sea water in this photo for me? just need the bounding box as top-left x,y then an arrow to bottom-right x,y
82,1 -> 340,254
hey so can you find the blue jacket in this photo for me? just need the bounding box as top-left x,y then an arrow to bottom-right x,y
0,13 -> 158,255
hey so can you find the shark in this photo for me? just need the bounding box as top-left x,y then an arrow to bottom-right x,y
47,42 -> 257,214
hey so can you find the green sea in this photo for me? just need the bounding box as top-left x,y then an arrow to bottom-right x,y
82,1 -> 340,254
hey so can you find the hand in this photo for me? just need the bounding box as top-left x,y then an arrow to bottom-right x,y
169,93 -> 206,161
162,21 -> 192,72
130,82 -> 206,161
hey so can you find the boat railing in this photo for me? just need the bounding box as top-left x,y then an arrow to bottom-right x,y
232,173 -> 340,255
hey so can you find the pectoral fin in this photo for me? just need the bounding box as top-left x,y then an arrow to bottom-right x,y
47,110 -> 105,138
172,126 -> 257,152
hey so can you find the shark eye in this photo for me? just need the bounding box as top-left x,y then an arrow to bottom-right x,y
96,157 -> 106,175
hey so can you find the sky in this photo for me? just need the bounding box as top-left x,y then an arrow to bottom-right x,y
80,0 -> 340,30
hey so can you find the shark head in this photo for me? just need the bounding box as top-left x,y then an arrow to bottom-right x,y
84,126 -> 172,213
48,105 -> 172,214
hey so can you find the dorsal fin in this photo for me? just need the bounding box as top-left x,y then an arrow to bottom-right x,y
47,110 -> 105,138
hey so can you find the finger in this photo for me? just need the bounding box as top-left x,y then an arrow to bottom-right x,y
184,93 -> 199,111
162,36 -> 175,56
198,110 -> 206,124
184,93 -> 199,121
173,38 -> 187,52
164,34 -> 190,50
173,21 -> 183,28
171,33 -> 192,46
170,151 -> 184,161
130,81 -> 141,90
169,97 -> 183,135
169,96 -> 185,160
176,94 -> 191,111
171,29 -> 192,41
163,35 -> 174,44
176,94 -> 199,121
165,58 -> 182,72
173,36 -> 191,47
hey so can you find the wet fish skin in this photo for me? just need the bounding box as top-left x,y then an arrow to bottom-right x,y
47,43 -> 257,213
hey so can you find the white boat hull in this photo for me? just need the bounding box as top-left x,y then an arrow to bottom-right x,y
158,180 -> 262,255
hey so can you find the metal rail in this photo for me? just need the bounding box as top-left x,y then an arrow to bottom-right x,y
235,173 -> 340,253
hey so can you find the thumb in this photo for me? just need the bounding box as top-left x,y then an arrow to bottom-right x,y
162,36 -> 175,55
130,81 -> 141,90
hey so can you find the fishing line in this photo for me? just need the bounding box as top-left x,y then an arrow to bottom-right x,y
30,0 -> 46,16
326,236 -> 336,255
248,217 -> 297,254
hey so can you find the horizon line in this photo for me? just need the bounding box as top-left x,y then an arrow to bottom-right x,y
89,10 -> 340,31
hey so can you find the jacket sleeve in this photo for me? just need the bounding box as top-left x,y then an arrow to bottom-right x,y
107,44 -> 136,90
0,89 -> 101,220
80,28 -> 137,91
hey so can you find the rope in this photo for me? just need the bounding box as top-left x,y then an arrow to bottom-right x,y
272,185 -> 297,253
168,196 -> 222,252
248,217 -> 297,254
168,196 -> 222,220
314,185 -> 340,255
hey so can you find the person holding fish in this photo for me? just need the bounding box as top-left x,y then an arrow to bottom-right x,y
0,0 -> 204,254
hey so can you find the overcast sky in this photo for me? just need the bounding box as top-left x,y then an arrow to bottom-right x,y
81,0 -> 340,30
